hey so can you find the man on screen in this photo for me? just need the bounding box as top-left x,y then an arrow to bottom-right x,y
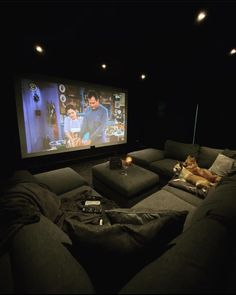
79,90 -> 108,146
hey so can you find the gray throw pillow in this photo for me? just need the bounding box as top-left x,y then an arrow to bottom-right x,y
209,153 -> 235,177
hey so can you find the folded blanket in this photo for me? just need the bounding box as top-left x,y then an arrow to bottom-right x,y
168,178 -> 208,199
0,181 -> 63,253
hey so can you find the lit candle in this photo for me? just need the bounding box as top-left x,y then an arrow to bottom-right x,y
125,156 -> 132,165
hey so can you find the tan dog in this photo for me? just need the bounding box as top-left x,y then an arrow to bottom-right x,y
173,162 -> 215,190
183,155 -> 221,183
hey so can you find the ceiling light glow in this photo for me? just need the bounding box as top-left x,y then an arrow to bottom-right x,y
101,64 -> 107,69
229,48 -> 236,55
35,45 -> 44,54
197,11 -> 207,22
141,74 -> 146,80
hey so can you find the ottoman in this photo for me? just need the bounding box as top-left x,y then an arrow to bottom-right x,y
92,162 -> 159,207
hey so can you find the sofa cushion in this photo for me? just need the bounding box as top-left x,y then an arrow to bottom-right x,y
197,146 -> 223,168
35,167 -> 87,195
119,217 -> 231,294
222,148 -> 236,159
164,140 -> 199,161
165,181 -> 207,202
209,153 -> 235,177
149,158 -> 178,179
127,148 -> 165,168
190,174 -> 236,227
10,215 -> 95,294
133,188 -> 197,230
0,252 -> 14,293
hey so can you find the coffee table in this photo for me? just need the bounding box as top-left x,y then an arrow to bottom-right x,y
92,161 -> 159,207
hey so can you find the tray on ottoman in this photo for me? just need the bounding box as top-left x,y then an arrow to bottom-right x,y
92,162 -> 159,207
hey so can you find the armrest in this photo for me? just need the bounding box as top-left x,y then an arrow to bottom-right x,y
34,167 -> 87,195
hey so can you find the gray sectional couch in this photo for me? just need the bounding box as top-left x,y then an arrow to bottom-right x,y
128,139 -> 232,186
1,140 -> 236,294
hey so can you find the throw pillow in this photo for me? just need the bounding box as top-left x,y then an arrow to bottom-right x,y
209,153 -> 235,177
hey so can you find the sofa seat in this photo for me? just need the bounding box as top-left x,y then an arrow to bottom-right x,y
132,184 -> 201,230
149,158 -> 178,179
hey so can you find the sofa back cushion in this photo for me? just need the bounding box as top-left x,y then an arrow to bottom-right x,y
164,140 -> 199,161
222,148 -> 236,160
197,146 -> 223,168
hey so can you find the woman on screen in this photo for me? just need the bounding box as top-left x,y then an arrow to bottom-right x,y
64,104 -> 83,147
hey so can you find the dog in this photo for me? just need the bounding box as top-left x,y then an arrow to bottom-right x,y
173,162 -> 215,190
183,155 -> 221,183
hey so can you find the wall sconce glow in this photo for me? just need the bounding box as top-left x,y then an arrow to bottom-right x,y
141,74 -> 146,80
35,45 -> 44,54
229,48 -> 236,55
101,64 -> 107,69
197,11 -> 207,22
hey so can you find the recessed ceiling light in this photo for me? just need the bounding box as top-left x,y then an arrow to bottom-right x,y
141,74 -> 146,80
229,48 -> 236,55
196,10 -> 207,23
34,44 -> 44,54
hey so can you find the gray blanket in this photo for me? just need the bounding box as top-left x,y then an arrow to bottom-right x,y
0,176 -> 188,293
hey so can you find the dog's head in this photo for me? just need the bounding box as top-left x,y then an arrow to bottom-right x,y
173,162 -> 183,174
183,155 -> 198,168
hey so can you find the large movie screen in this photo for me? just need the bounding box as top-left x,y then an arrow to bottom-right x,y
15,75 -> 128,158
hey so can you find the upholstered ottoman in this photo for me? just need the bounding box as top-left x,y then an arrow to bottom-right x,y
92,162 -> 159,207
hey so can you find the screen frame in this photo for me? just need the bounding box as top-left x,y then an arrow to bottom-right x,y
15,73 -> 128,159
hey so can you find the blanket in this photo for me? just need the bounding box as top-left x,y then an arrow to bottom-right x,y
0,175 -> 188,292
168,178 -> 208,199
0,181 -> 63,252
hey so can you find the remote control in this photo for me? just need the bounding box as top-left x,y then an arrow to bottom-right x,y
82,206 -> 102,213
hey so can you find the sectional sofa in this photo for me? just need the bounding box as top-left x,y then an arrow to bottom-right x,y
128,139 -> 236,186
0,140 -> 236,294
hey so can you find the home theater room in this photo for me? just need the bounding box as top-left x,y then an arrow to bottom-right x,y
1,0 -> 236,294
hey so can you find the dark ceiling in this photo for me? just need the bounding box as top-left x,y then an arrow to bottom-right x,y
1,0 -> 236,88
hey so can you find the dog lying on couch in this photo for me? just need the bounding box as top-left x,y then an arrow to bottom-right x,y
173,155 -> 222,190
173,162 -> 215,190
183,155 -> 222,183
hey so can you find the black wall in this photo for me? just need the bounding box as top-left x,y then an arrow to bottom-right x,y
1,2 -> 235,177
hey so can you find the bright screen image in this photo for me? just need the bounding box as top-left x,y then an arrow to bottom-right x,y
15,75 -> 128,158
